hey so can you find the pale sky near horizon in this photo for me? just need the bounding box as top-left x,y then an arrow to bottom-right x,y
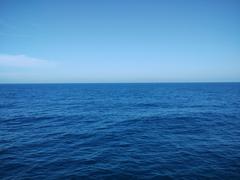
0,0 -> 240,83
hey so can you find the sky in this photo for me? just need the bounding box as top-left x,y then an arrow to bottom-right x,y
0,0 -> 239,83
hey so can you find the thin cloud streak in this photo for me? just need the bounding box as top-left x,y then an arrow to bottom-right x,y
0,54 -> 53,67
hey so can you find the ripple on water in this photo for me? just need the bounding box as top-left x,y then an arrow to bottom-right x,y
1,83 -> 240,179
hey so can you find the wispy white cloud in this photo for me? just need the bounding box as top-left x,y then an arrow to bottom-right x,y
0,54 -> 52,67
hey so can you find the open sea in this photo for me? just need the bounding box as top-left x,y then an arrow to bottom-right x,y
0,83 -> 240,179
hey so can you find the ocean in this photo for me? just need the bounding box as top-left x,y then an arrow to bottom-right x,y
0,83 -> 240,179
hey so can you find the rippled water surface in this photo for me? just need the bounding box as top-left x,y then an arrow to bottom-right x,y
1,83 -> 240,179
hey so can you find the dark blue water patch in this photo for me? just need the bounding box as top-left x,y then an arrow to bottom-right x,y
0,83 -> 240,179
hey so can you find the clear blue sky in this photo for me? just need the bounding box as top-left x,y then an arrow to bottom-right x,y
0,0 -> 239,83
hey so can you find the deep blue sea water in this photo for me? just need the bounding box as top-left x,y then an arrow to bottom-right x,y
1,83 -> 240,179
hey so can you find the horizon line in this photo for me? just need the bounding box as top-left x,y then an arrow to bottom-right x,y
0,81 -> 240,85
